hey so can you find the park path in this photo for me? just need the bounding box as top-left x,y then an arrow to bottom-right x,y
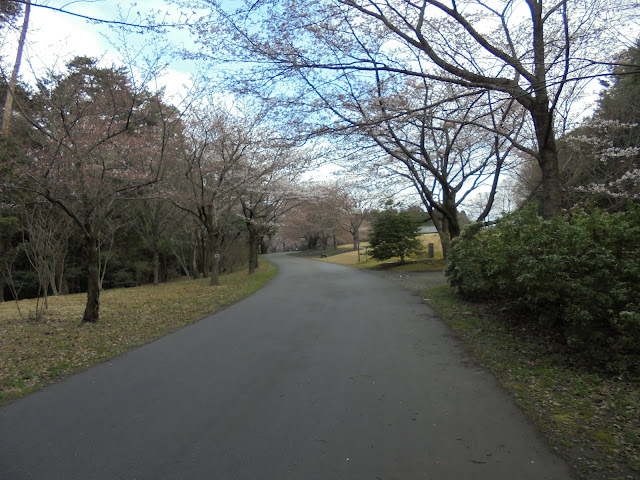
0,253 -> 573,479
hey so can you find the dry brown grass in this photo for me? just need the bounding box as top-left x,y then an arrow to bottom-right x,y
0,260 -> 277,405
316,234 -> 444,269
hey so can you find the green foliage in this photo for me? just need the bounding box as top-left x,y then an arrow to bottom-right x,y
0,215 -> 19,239
368,209 -> 424,263
446,203 -> 640,374
0,0 -> 21,24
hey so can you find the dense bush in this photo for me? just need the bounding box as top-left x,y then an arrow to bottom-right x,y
446,203 -> 640,373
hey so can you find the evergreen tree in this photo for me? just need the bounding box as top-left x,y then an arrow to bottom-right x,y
368,209 -> 424,264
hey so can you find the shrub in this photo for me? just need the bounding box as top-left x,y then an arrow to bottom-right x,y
446,203 -> 640,374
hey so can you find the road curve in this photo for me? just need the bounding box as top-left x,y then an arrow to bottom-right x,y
0,253 -> 573,479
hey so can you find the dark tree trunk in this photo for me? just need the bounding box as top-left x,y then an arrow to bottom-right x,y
307,236 -> 319,250
153,250 -> 160,286
61,273 -> 69,295
208,229 -> 221,286
191,231 -> 199,278
82,236 -> 100,323
198,229 -> 208,278
537,133 -> 562,219
432,198 -> 461,260
531,53 -> 562,219
247,224 -> 259,275
210,255 -> 220,286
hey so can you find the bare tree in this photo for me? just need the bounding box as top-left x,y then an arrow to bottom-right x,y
332,79 -> 522,256
21,204 -> 73,304
336,185 -> 371,251
166,215 -> 199,279
189,0 -> 635,219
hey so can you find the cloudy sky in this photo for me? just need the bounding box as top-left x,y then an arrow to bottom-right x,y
2,0 -> 198,100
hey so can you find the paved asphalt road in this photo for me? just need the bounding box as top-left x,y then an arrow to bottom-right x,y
0,254 -> 574,479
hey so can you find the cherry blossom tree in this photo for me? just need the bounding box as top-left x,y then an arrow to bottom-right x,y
186,0 -> 637,219
5,57 -> 177,322
335,80 -> 522,256
516,41 -> 640,211
337,188 -> 367,251
167,107 -> 255,285
276,183 -> 353,250
238,147 -> 305,273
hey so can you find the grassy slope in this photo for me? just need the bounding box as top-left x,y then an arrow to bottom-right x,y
0,260 -> 278,405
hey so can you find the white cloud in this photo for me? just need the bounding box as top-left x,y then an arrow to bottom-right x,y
2,1 -> 196,103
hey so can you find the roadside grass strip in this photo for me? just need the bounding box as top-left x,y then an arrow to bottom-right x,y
0,260 -> 278,405
426,285 -> 640,480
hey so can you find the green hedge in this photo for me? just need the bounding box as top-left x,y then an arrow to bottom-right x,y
446,203 -> 640,374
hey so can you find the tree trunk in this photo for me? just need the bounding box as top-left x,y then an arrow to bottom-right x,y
82,236 -> 100,323
210,255 -> 220,286
198,229 -> 208,278
260,236 -> 269,255
432,201 -> 460,260
208,229 -> 220,286
54,256 -> 65,295
153,250 -> 160,285
439,229 -> 452,261
532,99 -> 562,219
191,231 -> 199,278
0,238 -> 5,302
61,273 -> 69,295
538,142 -> 562,219
247,225 -> 259,275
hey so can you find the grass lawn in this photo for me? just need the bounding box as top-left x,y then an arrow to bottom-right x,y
426,285 -> 640,480
0,259 -> 278,405
315,234 -> 445,271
